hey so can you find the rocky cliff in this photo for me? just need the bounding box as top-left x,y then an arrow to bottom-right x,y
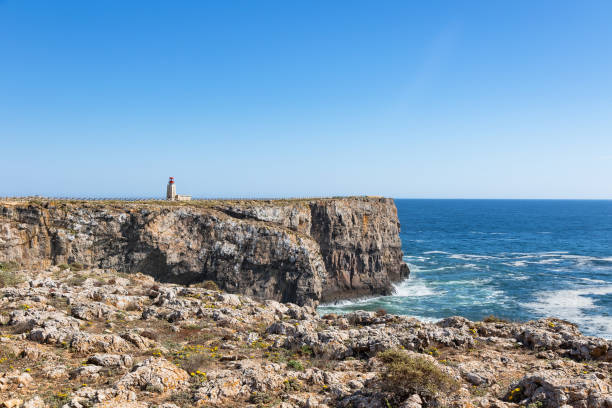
0,197 -> 409,306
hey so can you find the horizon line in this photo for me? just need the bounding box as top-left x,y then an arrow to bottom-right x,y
2,195 -> 611,201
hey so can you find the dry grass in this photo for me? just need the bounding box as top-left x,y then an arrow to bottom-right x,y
483,315 -> 510,323
0,261 -> 20,272
0,268 -> 22,288
66,273 -> 88,286
191,280 -> 220,291
375,308 -> 387,317
179,353 -> 211,374
3,196 -> 370,214
69,262 -> 85,271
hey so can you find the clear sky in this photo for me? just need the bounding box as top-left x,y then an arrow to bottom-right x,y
1,1 -> 611,199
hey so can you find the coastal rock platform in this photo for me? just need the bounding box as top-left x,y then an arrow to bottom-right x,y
0,268 -> 610,408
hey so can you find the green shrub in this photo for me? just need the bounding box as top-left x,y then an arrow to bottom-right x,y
43,390 -> 71,408
282,378 -> 302,392
287,360 -> 304,371
377,349 -> 459,398
69,262 -> 84,272
249,391 -> 274,404
300,344 -> 314,356
167,390 -> 194,407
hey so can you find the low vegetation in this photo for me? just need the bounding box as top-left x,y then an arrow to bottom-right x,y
192,280 -> 220,291
0,261 -> 20,272
286,360 -> 304,371
377,349 -> 459,400
9,197 -> 363,212
375,308 -> 387,317
0,262 -> 22,288
483,315 -> 510,323
0,266 -> 608,407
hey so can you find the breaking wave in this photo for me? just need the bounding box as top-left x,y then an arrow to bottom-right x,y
522,285 -> 612,339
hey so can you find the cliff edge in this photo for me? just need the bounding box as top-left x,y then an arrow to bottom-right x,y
0,197 -> 409,306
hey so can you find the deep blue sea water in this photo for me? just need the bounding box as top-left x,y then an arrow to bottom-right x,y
319,200 -> 612,339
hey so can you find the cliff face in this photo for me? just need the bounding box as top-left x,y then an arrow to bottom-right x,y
0,197 -> 409,306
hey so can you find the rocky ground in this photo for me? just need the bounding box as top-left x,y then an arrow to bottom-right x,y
0,267 -> 610,408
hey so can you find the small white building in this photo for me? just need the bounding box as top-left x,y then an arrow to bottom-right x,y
166,177 -> 191,201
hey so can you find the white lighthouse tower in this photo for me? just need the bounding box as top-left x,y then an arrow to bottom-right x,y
166,177 -> 191,201
166,177 -> 176,200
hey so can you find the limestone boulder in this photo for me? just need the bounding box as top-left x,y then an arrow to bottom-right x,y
115,357 -> 189,393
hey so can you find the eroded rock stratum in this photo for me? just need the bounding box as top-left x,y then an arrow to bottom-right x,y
0,197 -> 409,306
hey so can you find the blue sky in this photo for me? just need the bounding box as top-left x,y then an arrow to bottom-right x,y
1,1 -> 611,199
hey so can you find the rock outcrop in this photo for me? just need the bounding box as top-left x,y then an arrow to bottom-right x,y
0,197 -> 409,306
0,268 -> 610,408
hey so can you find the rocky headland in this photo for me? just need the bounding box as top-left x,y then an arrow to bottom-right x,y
0,197 -> 409,306
0,198 -> 610,408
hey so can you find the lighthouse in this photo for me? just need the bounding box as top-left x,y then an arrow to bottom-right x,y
166,177 -> 191,201
166,177 -> 176,200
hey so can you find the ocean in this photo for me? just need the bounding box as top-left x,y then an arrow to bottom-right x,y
319,199 -> 612,339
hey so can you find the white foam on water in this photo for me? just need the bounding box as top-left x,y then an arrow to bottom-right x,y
393,278 -> 437,297
403,255 -> 428,262
484,289 -> 506,300
462,263 -> 479,269
319,264 -> 440,309
406,263 -> 424,273
423,250 -> 450,254
579,278 -> 608,284
444,277 -> 493,286
507,251 -> 568,257
406,263 -> 454,275
504,273 -> 529,280
448,253 -> 498,261
495,252 -> 612,271
501,261 -> 527,268
555,254 -> 612,262
522,285 -> 612,339
319,295 -> 383,308
531,258 -> 562,265
424,266 -> 455,272
408,315 -> 442,323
